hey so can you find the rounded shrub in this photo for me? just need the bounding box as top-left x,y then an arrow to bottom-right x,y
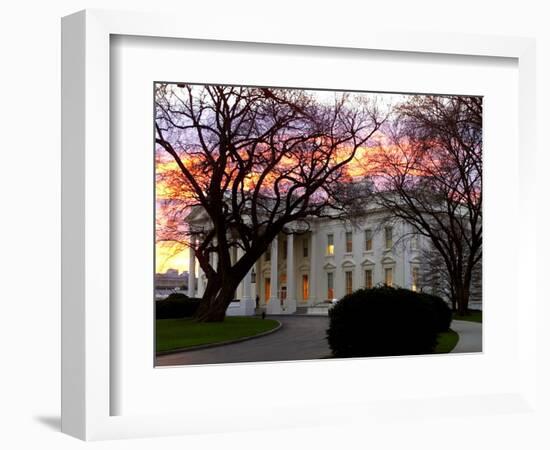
417,292 -> 452,332
155,293 -> 201,319
327,286 -> 439,357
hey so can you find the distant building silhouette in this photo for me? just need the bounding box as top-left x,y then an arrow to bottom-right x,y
155,269 -> 188,299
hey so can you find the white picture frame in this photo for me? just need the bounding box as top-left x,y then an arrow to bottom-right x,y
61,9 -> 537,441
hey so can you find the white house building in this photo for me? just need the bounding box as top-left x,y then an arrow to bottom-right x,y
186,206 -> 432,316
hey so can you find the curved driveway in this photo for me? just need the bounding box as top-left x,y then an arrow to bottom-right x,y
156,315 -> 331,367
451,320 -> 483,353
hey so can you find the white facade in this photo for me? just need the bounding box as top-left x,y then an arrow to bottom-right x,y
188,211 -> 428,316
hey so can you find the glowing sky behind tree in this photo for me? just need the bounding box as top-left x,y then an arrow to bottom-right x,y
154,86 -> 407,274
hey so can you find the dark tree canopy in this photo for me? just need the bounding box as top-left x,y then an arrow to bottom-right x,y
155,84 -> 384,321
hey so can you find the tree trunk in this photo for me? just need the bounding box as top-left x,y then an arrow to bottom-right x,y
193,278 -> 220,321
455,284 -> 470,316
192,243 -> 270,322
193,278 -> 240,322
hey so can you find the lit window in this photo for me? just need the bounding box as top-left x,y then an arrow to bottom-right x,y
365,229 -> 373,251
327,234 -> 334,255
384,267 -> 393,287
385,226 -> 393,249
345,231 -> 353,253
265,277 -> 271,302
303,239 -> 309,258
327,272 -> 334,299
364,269 -> 373,289
412,267 -> 420,292
302,274 -> 309,300
345,271 -> 353,295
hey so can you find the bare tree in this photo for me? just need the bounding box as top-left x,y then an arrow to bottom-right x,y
418,244 -> 482,309
371,95 -> 482,315
155,84 -> 383,321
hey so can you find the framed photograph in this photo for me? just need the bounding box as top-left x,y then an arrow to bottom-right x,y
153,83 -> 483,368
62,9 -> 537,441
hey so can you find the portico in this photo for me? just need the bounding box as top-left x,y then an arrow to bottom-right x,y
265,233 -> 298,314
188,228 -> 317,315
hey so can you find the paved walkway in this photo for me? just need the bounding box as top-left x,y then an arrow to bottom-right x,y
156,315 -> 331,367
451,320 -> 483,353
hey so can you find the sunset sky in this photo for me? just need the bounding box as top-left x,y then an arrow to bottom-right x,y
155,145 -> 387,274
155,146 -> 383,274
155,87 -> 406,274
156,241 -> 189,274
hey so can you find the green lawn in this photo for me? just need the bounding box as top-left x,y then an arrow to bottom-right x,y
156,316 -> 280,353
434,329 -> 459,353
453,309 -> 482,323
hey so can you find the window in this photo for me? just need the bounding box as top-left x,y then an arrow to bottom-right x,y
282,240 -> 287,260
264,277 -> 271,302
364,229 -> 373,251
364,269 -> 373,289
385,226 -> 393,249
384,267 -> 393,287
411,267 -> 420,292
345,271 -> 353,295
327,234 -> 334,255
302,274 -> 309,301
265,247 -> 271,262
251,268 -> 256,284
345,231 -> 353,253
303,238 -> 309,257
327,272 -> 334,299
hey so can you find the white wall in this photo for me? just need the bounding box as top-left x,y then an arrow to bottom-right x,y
1,1 -> 549,449
313,215 -> 420,299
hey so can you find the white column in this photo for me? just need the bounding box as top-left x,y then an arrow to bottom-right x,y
212,243 -> 218,272
285,234 -> 297,313
243,269 -> 252,302
242,267 -> 254,315
254,261 -> 260,307
236,247 -> 243,299
187,235 -> 196,297
233,248 -> 241,299
309,229 -> 317,305
266,236 -> 282,314
238,246 -> 255,315
195,236 -> 205,298
197,266 -> 205,298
